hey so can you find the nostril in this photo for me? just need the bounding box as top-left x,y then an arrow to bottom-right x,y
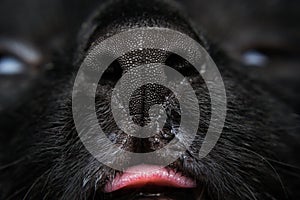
165,53 -> 199,77
95,48 -> 190,154
99,59 -> 123,83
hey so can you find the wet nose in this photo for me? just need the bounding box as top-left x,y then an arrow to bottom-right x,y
96,48 -> 181,153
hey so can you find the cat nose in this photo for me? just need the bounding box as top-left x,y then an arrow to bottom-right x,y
95,49 -> 180,153
117,49 -> 169,128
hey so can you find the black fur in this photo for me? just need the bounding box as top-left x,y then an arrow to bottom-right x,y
0,0 -> 299,199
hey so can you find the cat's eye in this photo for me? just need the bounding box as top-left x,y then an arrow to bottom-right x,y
0,55 -> 27,75
0,38 -> 43,111
240,44 -> 298,68
241,50 -> 269,67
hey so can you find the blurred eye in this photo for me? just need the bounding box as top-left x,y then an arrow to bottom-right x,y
0,55 -> 27,75
0,38 -> 43,111
240,44 -> 298,68
242,50 -> 269,67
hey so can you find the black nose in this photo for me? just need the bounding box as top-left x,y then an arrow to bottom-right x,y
95,48 -> 182,153
118,49 -> 170,127
82,0 -> 210,155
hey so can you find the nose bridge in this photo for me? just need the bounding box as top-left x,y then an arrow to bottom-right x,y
111,49 -> 177,152
117,49 -> 170,125
117,48 -> 170,70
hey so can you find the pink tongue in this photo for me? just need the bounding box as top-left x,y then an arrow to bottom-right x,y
104,165 -> 196,193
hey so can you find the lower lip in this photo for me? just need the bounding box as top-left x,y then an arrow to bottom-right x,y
104,165 -> 196,193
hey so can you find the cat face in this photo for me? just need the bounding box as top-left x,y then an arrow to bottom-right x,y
0,0 -> 299,199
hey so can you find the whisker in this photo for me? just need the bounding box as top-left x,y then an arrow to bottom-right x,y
0,157 -> 26,171
242,182 -> 258,200
268,158 -> 300,170
197,187 -> 205,200
240,147 -> 289,199
6,187 -> 27,200
22,169 -> 50,200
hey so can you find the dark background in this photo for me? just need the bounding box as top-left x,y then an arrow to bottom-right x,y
0,0 -> 299,113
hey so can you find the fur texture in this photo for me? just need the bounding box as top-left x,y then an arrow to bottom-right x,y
0,0 -> 299,199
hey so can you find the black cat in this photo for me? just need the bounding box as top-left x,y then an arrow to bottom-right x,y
0,0 -> 299,199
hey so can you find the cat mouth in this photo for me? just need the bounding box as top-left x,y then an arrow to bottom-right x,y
101,165 -> 205,200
